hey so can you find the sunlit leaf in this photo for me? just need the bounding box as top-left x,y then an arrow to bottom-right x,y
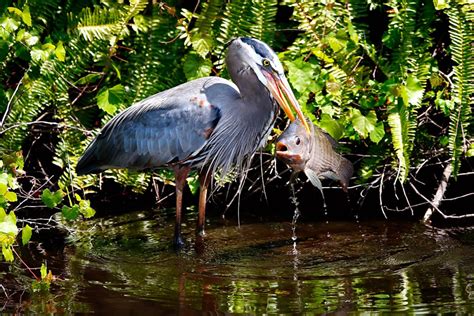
2,246 -> 14,262
22,224 -> 32,245
351,109 -> 377,139
62,205 -> 80,221
405,75 -> 424,105
4,191 -> 17,202
78,199 -> 95,218
22,5 -> 32,26
318,114 -> 343,140
55,41 -> 65,61
41,188 -> 63,208
40,262 -> 47,279
369,122 -> 385,144
97,84 -> 124,115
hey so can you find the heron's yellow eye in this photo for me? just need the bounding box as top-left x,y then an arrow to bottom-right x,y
262,58 -> 270,67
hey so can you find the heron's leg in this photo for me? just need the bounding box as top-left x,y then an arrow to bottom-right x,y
174,166 -> 190,248
196,170 -> 211,237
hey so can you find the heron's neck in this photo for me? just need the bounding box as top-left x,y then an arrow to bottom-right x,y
235,76 -> 275,114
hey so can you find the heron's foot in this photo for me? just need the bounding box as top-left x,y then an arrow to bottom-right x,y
173,234 -> 185,250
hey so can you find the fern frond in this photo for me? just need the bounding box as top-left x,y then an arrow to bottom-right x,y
215,0 -> 278,67
387,98 -> 410,180
447,2 -> 474,176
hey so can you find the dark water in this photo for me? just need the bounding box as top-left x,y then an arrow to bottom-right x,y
3,209 -> 474,314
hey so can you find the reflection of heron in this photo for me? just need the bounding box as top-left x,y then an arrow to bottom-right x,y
76,37 -> 309,247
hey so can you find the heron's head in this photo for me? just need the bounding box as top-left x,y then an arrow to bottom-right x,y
226,37 -> 310,133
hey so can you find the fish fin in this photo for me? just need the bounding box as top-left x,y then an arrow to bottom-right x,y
304,169 -> 323,194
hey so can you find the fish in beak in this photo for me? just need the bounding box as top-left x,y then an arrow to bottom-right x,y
262,71 -> 311,133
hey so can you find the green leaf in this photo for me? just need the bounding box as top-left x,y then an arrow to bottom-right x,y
4,191 -> 17,202
285,59 -> 320,96
41,189 -> 63,208
61,205 -> 80,221
0,219 -> 18,236
22,224 -> 32,245
78,200 -> 95,218
186,174 -> 199,195
21,5 -> 32,26
2,246 -> 14,262
183,53 -> 212,81
40,262 -> 47,279
404,75 -> 424,105
55,41 -> 65,61
7,7 -> 22,17
467,144 -> 474,157
0,183 -> 7,195
97,84 -> 124,115
351,109 -> 377,139
318,114 -> 343,140
433,0 -> 449,10
369,122 -> 385,144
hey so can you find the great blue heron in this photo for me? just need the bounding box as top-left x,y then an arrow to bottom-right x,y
76,37 -> 309,246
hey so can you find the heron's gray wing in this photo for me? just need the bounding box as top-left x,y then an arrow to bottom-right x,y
76,87 -> 221,174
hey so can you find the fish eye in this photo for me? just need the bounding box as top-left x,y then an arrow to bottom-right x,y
262,58 -> 271,67
295,136 -> 301,145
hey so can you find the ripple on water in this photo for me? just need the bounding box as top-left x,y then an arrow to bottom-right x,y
24,210 -> 474,314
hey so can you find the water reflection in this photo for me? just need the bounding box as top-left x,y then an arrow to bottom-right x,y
10,210 -> 474,313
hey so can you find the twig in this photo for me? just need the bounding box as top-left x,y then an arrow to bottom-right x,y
378,169 -> 388,219
422,163 -> 452,223
11,247 -> 39,281
0,74 -> 24,128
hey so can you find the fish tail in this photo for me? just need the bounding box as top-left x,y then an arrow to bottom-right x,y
336,157 -> 354,192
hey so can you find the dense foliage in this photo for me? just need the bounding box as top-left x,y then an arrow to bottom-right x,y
0,0 -> 473,261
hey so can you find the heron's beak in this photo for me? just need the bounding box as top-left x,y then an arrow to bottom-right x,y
263,71 -> 310,133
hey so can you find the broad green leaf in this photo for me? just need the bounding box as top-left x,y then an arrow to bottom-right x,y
97,84 -> 124,115
4,191 -> 17,202
22,224 -> 32,245
318,114 -> 343,140
467,144 -> 474,157
2,246 -> 14,262
351,109 -> 377,139
1,17 -> 20,33
22,5 -> 32,26
369,122 -> 385,144
0,207 -> 5,221
285,59 -> 319,95
78,200 -> 95,218
62,205 -> 80,221
183,53 -> 212,81
55,41 -> 65,61
405,75 -> 424,105
41,188 -> 63,208
0,183 -> 7,195
7,7 -> 22,17
0,219 -> 17,236
433,0 -> 449,10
